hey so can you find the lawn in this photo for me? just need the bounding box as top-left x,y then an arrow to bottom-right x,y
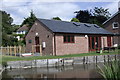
1,49 -> 120,64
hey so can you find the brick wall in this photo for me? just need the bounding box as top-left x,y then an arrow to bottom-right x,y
25,20 -> 112,56
55,34 -> 89,55
104,12 -> 120,46
25,20 -> 54,55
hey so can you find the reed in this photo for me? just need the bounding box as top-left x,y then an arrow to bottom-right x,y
98,60 -> 120,80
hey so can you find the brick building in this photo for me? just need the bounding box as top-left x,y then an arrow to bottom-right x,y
103,3 -> 120,47
25,18 -> 113,56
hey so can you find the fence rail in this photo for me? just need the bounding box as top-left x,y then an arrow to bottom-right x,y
0,46 -> 25,57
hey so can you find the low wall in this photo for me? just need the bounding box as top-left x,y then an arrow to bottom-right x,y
6,54 -> 119,69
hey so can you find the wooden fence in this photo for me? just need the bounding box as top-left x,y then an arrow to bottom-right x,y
0,46 -> 25,57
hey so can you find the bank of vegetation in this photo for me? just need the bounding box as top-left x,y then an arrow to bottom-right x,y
98,59 -> 120,80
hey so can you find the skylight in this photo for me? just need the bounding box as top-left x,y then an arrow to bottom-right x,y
84,24 -> 91,27
94,25 -> 100,28
73,22 -> 80,26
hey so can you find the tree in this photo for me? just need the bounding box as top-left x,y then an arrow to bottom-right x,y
71,18 -> 80,22
21,10 -> 37,27
92,7 -> 111,19
1,10 -> 18,46
74,7 -> 111,27
1,10 -> 13,34
12,24 -> 20,32
52,17 -> 61,20
91,7 -> 111,27
74,10 -> 92,23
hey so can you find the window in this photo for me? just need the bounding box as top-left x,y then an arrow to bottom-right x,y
28,40 -> 32,43
63,35 -> 74,43
112,22 -> 119,29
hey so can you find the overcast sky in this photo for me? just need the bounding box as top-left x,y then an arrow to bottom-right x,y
0,0 -> 119,25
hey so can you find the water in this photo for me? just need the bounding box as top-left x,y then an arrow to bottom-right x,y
2,63 -> 104,79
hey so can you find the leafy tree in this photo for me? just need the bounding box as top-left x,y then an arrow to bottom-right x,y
92,7 -> 111,19
71,18 -> 80,22
52,17 -> 61,20
74,10 -> 92,23
21,10 -> 37,27
12,24 -> 20,32
1,10 -> 19,46
1,10 -> 13,34
74,7 -> 111,27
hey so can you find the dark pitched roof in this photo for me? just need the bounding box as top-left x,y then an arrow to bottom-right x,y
38,18 -> 113,35
103,11 -> 120,25
17,25 -> 29,31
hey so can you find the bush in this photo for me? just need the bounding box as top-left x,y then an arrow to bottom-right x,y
2,62 -> 8,68
118,45 -> 120,49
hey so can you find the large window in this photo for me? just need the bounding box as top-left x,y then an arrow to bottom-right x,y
64,35 -> 74,43
112,22 -> 119,29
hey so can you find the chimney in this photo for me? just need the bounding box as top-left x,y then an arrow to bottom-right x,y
118,1 -> 120,11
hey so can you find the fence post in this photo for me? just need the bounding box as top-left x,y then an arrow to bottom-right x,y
19,46 -> 21,57
16,46 -> 18,55
14,46 -> 16,56
9,46 -> 12,56
23,45 -> 25,53
7,46 -> 9,55
40,45 -> 42,56
4,47 -> 6,55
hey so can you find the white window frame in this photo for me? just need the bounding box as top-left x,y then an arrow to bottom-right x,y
112,22 -> 119,29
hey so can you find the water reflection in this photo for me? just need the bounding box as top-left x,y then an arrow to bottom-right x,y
2,63 -> 104,79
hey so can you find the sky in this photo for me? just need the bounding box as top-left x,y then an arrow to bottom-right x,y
0,0 -> 120,25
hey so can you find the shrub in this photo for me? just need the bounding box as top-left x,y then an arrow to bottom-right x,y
118,45 -> 120,49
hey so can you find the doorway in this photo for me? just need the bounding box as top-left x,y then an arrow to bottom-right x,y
35,36 -> 40,53
89,36 -> 101,51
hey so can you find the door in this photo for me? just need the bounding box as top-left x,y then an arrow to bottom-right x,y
89,36 -> 101,51
35,36 -> 40,52
107,36 -> 111,47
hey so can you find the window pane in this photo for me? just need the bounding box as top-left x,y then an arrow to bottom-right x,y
92,37 -> 94,49
63,35 -> 74,43
71,36 -> 74,42
113,22 -> 119,28
68,35 -> 70,42
64,36 -> 67,42
114,23 -> 118,27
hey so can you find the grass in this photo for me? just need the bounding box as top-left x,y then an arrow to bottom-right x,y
1,49 -> 120,64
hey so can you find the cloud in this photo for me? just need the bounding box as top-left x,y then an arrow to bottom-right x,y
1,2 -> 80,24
103,2 -> 118,15
31,3 -> 80,20
1,0 -> 119,25
2,0 -> 120,2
